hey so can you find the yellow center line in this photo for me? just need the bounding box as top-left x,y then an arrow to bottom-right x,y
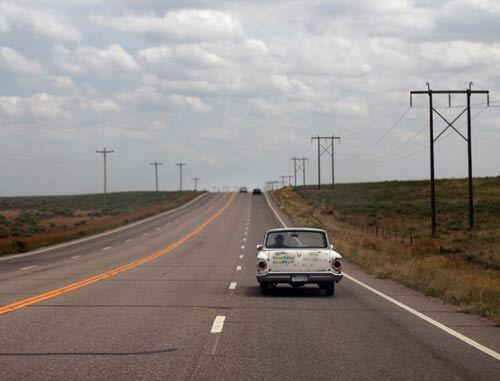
0,193 -> 236,316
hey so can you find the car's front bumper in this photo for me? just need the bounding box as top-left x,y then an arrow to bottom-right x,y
257,271 -> 343,284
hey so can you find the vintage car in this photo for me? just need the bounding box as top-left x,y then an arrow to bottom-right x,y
256,228 -> 342,296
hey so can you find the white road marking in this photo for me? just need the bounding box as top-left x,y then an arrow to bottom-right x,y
70,255 -> 81,259
211,315 -> 225,333
243,237 -> 246,242
156,227 -> 160,231
236,265 -> 242,271
126,238 -> 133,242
229,282 -> 237,290
239,254 -> 244,259
241,245 -> 245,249
102,246 -> 112,251
244,231 -> 248,235
20,265 -> 36,271
143,233 -> 149,236
263,191 -> 500,361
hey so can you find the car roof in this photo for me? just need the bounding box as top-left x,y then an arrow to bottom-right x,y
265,227 -> 327,234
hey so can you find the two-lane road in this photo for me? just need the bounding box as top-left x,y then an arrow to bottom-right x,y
0,192 -> 498,380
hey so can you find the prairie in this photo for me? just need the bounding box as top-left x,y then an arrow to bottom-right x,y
0,191 -> 202,256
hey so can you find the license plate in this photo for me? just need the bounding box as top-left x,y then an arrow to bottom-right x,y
292,275 -> 308,282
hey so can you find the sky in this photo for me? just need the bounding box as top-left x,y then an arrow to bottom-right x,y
0,0 -> 499,196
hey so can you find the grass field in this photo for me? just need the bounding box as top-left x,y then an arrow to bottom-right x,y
297,177 -> 500,269
0,191 -> 203,256
272,177 -> 500,324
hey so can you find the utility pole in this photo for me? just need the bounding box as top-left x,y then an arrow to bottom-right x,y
267,180 -> 279,190
291,158 -> 298,187
150,161 -> 162,191
291,157 -> 309,188
311,135 -> 341,189
410,82 -> 489,235
287,175 -> 293,187
96,147 -> 114,207
301,157 -> 309,186
279,175 -> 287,188
192,177 -> 200,191
175,162 -> 186,191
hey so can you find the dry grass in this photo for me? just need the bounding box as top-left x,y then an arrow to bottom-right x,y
272,187 -> 500,325
0,191 -> 202,256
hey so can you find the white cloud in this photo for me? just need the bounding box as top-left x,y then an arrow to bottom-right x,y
45,75 -> 76,90
87,99 -> 120,112
0,95 -> 21,116
93,9 -> 244,42
0,46 -> 43,74
53,44 -> 140,76
76,44 -> 140,73
115,86 -> 211,113
138,44 -> 224,67
0,2 -> 81,41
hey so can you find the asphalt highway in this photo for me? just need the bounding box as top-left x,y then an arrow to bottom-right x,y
0,192 -> 498,380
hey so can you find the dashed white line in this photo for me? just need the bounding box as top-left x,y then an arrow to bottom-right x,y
229,282 -> 237,290
102,246 -> 112,251
239,254 -> 244,259
156,227 -> 161,231
244,231 -> 248,236
126,238 -> 133,243
236,265 -> 242,271
243,237 -> 247,242
70,255 -> 81,259
211,315 -> 225,333
143,233 -> 149,236
241,245 -> 245,250
20,265 -> 37,271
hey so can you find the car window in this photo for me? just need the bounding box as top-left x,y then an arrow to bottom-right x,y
265,231 -> 327,249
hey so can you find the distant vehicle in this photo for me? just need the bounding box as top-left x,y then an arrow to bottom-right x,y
256,228 -> 342,296
239,187 -> 248,193
252,188 -> 262,195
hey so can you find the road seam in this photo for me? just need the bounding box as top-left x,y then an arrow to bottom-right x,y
20,265 -> 37,271
264,191 -> 500,361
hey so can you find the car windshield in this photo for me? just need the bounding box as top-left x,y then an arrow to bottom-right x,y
265,230 -> 327,249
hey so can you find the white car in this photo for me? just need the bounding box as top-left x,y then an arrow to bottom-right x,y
256,228 -> 342,296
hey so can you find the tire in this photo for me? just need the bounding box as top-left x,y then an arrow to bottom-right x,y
324,283 -> 335,296
260,283 -> 270,294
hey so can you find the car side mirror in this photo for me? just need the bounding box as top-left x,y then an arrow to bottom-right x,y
256,244 -> 263,251
329,244 -> 334,250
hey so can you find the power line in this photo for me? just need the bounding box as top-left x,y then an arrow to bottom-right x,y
390,106 -> 489,161
347,107 -> 411,159
433,51 -> 500,84
362,107 -> 457,162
